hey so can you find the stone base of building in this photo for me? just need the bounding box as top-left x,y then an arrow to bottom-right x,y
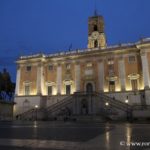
14,90 -> 150,121
0,100 -> 14,121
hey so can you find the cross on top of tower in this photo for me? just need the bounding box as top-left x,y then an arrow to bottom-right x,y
94,9 -> 98,16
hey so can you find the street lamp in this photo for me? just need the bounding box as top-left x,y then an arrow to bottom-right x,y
35,105 -> 38,109
125,99 -> 129,104
105,102 -> 109,106
125,98 -> 130,121
35,105 -> 38,120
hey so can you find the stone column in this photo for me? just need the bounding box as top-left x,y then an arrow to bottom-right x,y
56,64 -> 62,94
141,51 -> 150,89
15,65 -> 21,95
75,63 -> 81,92
98,60 -> 104,92
118,57 -> 126,91
37,63 -> 44,95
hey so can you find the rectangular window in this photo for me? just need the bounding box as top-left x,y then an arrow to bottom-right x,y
26,66 -> 31,71
108,64 -> 114,76
66,85 -> 71,95
48,65 -> 53,71
66,64 -> 71,70
108,58 -> 114,65
86,62 -> 92,67
129,56 -> 136,63
48,86 -> 52,96
131,79 -> 138,91
25,85 -> 30,95
109,81 -> 115,92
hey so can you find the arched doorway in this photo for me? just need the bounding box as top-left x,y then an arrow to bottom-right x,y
23,99 -> 30,112
86,83 -> 93,93
81,99 -> 88,115
94,40 -> 98,48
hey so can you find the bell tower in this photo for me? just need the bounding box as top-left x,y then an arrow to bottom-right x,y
88,12 -> 107,49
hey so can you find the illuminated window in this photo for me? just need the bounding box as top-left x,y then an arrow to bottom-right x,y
109,81 -> 115,92
131,79 -> 138,91
26,66 -> 31,71
47,86 -> 52,95
25,85 -> 30,95
86,62 -> 92,67
66,64 -> 71,70
66,85 -> 71,95
48,65 -> 53,71
108,58 -> 114,65
129,56 -> 136,63
108,64 -> 114,76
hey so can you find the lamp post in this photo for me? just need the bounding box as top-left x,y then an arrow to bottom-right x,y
35,105 -> 38,121
125,99 -> 129,104
105,102 -> 109,106
105,102 -> 110,117
125,99 -> 129,121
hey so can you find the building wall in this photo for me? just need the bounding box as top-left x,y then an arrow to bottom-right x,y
19,64 -> 38,95
0,102 -> 14,120
16,49 -> 148,97
14,41 -> 150,117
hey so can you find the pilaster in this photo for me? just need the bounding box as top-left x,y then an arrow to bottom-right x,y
15,65 -> 21,95
118,57 -> 126,91
141,51 -> 150,89
56,64 -> 62,94
75,63 -> 81,92
36,63 -> 44,95
98,60 -> 104,92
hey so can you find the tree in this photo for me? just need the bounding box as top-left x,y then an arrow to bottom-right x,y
0,68 -> 15,101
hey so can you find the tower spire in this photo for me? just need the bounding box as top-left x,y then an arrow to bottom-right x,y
94,9 -> 98,16
94,0 -> 98,16
88,8 -> 107,49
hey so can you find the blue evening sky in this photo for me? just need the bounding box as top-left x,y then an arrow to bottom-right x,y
0,0 -> 150,81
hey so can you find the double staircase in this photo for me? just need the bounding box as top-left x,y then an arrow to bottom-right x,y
95,92 -> 133,120
17,95 -> 74,120
75,92 -> 133,120
17,92 -> 134,121
45,95 -> 74,119
95,92 -> 132,112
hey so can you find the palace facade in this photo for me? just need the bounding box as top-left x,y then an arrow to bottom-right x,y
14,13 -> 150,119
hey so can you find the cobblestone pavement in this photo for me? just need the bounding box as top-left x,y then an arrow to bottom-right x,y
0,121 -> 150,150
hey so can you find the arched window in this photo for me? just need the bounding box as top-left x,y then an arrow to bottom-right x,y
66,85 -> 71,95
94,40 -> 98,48
109,81 -> 115,92
94,25 -> 98,31
81,99 -> 88,115
86,83 -> 93,93
131,79 -> 138,91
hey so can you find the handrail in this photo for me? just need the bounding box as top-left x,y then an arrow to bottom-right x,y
48,100 -> 73,114
95,92 -> 132,112
132,105 -> 150,110
95,92 -> 130,106
46,95 -> 73,113
75,91 -> 132,112
19,108 -> 34,117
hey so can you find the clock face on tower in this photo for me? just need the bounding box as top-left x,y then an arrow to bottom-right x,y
91,31 -> 99,39
88,31 -> 106,49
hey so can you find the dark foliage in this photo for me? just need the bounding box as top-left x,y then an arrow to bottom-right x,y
0,68 -> 15,101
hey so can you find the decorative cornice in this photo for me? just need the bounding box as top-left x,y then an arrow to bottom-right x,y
106,76 -> 118,81
128,73 -> 140,80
